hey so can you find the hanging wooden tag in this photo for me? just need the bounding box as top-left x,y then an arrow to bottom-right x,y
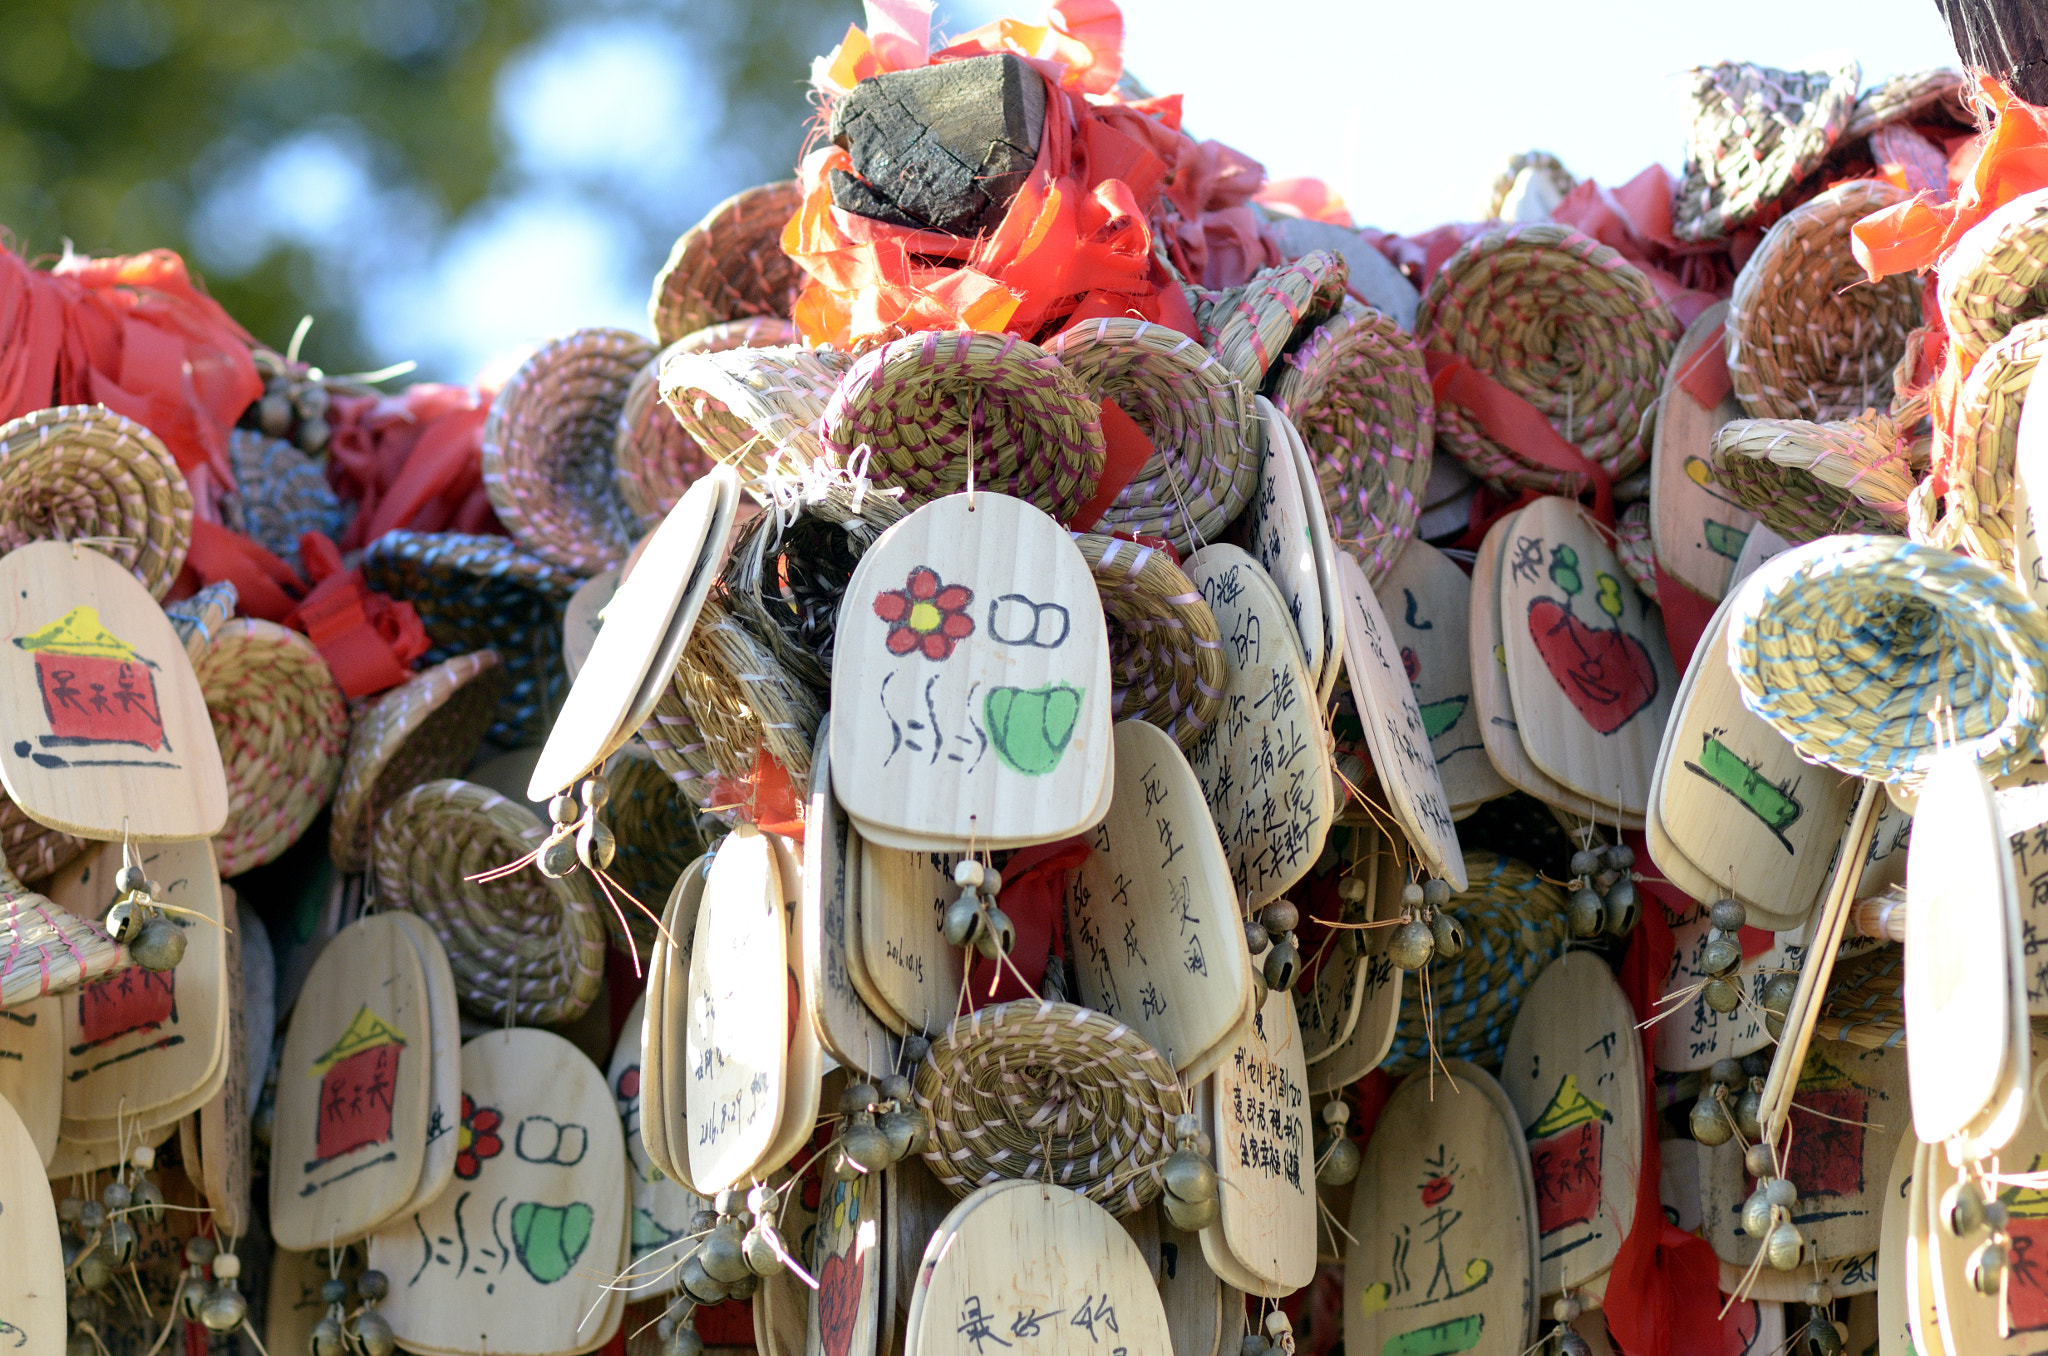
0,994 -> 59,1166
1301,835 -> 1375,1067
760,833 -> 822,1179
0,1087 -> 61,1356
804,718 -> 898,1077
1650,302 -> 1756,601
387,910 -> 461,1221
1466,1054 -> 1542,1325
1498,496 -> 1678,818
1067,720 -> 1253,1080
1183,544 -> 1334,906
1650,586 -> 1855,930
51,837 -> 227,1132
269,912 -> 432,1250
0,540 -> 227,840
686,826 -> 792,1194
1243,398 -> 1327,682
560,566 -> 618,683
1335,550 -> 1468,888
1501,951 -> 1644,1298
1275,401 -> 1347,704
808,1169 -> 884,1356
530,463 -> 739,799
192,893 -> 250,1238
856,842 -> 961,1036
1653,904 -> 1799,1072
611,990 -> 705,1297
1906,748 -> 2024,1144
1876,1130 -> 1917,1356
1344,1061 -> 1538,1356
1158,1214 -> 1231,1356
1200,987 -> 1316,1295
643,855 -> 710,1194
904,1182 -> 1172,1356
43,1116 -> 172,1180
370,1028 -> 628,1356
1308,829 -> 1403,1095
1379,538 -> 1511,816
832,492 -> 1113,850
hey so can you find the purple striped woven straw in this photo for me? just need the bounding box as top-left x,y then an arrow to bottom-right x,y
1071,531 -> 1224,752
0,404 -> 193,598
1189,250 -> 1348,393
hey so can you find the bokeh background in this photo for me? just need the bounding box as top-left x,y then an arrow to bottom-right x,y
0,0 -> 1960,384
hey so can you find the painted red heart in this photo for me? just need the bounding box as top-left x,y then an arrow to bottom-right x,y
1526,598 -> 1657,734
817,1248 -> 860,1356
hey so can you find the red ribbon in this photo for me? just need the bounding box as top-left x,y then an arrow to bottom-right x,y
1672,323 -> 1734,411
967,837 -> 1091,1004
283,533 -> 430,699
1425,351 -> 1615,524
1068,399 -> 1158,532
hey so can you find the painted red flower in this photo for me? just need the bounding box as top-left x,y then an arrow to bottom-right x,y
454,1092 -> 504,1179
873,567 -> 974,660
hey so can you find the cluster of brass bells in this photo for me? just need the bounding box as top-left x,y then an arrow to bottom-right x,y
1564,843 -> 1639,940
832,1071 -> 929,1177
309,1267 -> 394,1356
1386,878 -> 1463,972
677,1184 -> 794,1307
1314,1099 -> 1360,1186
1688,1052 -> 1769,1146
1941,1172 -> 2011,1298
1801,1279 -> 1846,1355
1692,897 -> 1751,1014
60,1143 -> 162,1297
106,857 -> 187,972
1244,898 -> 1304,993
251,349 -> 335,455
171,1238 -> 250,1334
1238,1309 -> 1296,1355
942,860 -> 1014,960
1160,1112 -> 1221,1231
1737,1148 -> 1806,1272
1550,1295 -> 1593,1355
657,1311 -> 706,1356
539,775 -> 614,879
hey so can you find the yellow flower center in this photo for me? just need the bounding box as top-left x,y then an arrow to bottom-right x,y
908,600 -> 943,633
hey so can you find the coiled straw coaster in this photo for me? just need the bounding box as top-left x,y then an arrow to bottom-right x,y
1938,187 -> 2048,368
193,618 -> 349,876
0,404 -> 192,598
649,180 -> 807,346
1844,67 -> 1970,141
1726,180 -> 1920,423
1727,535 -> 2048,786
645,595 -> 823,803
1671,58 -> 1861,241
1070,531 -> 1224,751
224,429 -> 347,572
0,861 -> 122,1008
372,778 -> 607,1025
1189,251 -> 1348,393
659,344 -> 851,481
913,999 -> 1188,1216
0,799 -> 83,886
482,327 -> 654,575
1913,316 -> 2048,570
1709,407 -> 1921,543
1270,302 -> 1435,586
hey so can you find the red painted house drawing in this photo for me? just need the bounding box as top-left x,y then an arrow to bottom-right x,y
311,1006 -> 407,1164
15,606 -> 167,751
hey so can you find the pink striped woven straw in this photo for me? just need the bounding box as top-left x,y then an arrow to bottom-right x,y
1270,301 -> 1436,588
820,330 -> 1106,521
1188,250 -> 1348,392
1937,186 -> 2048,368
659,343 -> 851,481
0,861 -> 122,1009
1671,58 -> 1861,242
649,180 -> 807,346
1614,501 -> 1660,602
1712,407 -> 1923,544
1415,224 -> 1678,496
1071,531 -> 1224,751
1844,67 -> 1970,141
1910,316 -> 2048,571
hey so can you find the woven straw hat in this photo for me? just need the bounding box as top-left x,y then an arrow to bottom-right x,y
1671,58 -> 1862,242
1709,407 -> 1921,543
1383,850 -> 1570,1074
1726,180 -> 1920,423
1044,317 -> 1255,552
1912,317 -> 2048,571
1417,225 -> 1678,495
223,429 -> 347,572
1614,500 -> 1660,602
913,998 -> 1188,1215
659,343 -> 851,481
360,531 -> 579,746
1727,534 -> 2048,786
1483,151 -> 1576,220
1189,251 -> 1348,393
0,404 -> 192,598
1070,531 -> 1224,751
373,778 -> 608,1025
482,327 -> 655,575
192,618 -> 349,876
615,317 -> 800,531
602,747 -> 710,953
1938,187 -> 2048,367
1844,67 -> 1971,141
649,180 -> 807,347
1270,302 -> 1435,587
328,650 -> 508,873
820,330 -> 1107,521
0,861 -> 123,1008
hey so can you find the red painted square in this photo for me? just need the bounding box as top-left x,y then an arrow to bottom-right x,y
2008,1217 -> 2048,1332
1528,1121 -> 1603,1234
77,966 -> 176,1047
35,652 -> 164,749
1783,1089 -> 1868,1201
316,1044 -> 402,1161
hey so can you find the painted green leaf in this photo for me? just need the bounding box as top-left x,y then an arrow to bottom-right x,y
1418,696 -> 1467,743
511,1201 -> 594,1284
1381,1314 -> 1485,1356
985,683 -> 1082,776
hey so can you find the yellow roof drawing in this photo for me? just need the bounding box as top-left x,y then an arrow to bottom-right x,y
312,1005 -> 407,1073
16,606 -> 136,660
1526,1073 -> 1608,1138
2004,1154 -> 2048,1220
1796,1049 -> 1853,1092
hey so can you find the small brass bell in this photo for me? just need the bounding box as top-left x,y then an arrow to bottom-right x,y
1764,1219 -> 1804,1271
1740,1184 -> 1774,1239
743,1218 -> 786,1276
1244,917 -> 1270,955
130,917 -> 188,971
1387,918 -> 1434,971
311,1314 -> 348,1356
1421,878 -> 1452,911
1806,1319 -> 1844,1356
575,817 -> 616,873
538,832 -> 579,879
942,894 -> 983,948
1689,1091 -> 1732,1146
1732,1085 -> 1763,1143
678,1253 -> 727,1305
1702,977 -> 1739,1013
198,1251 -> 247,1332
1263,935 -> 1300,992
1709,897 -> 1746,931
1568,848 -> 1602,878
664,1318 -> 706,1356
1942,1179 -> 1986,1236
1429,911 -> 1466,961
1760,972 -> 1797,1015
1566,887 -> 1604,939
1239,1335 -> 1270,1356
843,1111 -> 894,1172
698,1220 -> 750,1284
347,1271 -> 395,1356
972,902 -> 1016,961
1744,1143 -> 1775,1178
1698,935 -> 1742,978
74,1248 -> 113,1292
1968,1238 -> 2006,1295
1558,1332 -> 1592,1356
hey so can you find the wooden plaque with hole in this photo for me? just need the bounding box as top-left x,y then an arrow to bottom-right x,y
610,991 -> 704,1298
856,841 -> 963,1037
387,910 -> 460,1221
1650,302 -> 1756,601
1200,988 -> 1316,1294
0,995 -> 59,1166
808,1168 -> 883,1356
1379,537 -> 1511,816
804,718 -> 898,1078
1243,398 -> 1327,681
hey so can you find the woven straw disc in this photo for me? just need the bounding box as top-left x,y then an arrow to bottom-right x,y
1844,67 -> 1970,141
167,581 -> 239,659
659,344 -> 851,482
914,999 -> 1188,1216
615,317 -> 800,531
1045,317 -> 1256,553
0,860 -> 122,1008
1190,251 -> 1348,393
0,798 -> 84,886
328,650 -> 507,873
1922,316 -> 2048,570
1728,535 -> 2048,786
0,404 -> 192,599
820,330 -> 1107,522
1726,180 -> 1920,423
647,594 -> 822,800
482,327 -> 654,575
1070,531 -> 1224,751
1709,408 -> 1919,544
649,180 -> 807,346
1671,59 -> 1861,241
1614,500 -> 1660,602
1939,187 -> 2048,367
1416,224 -> 1677,495
1271,302 -> 1435,587
224,429 -> 347,572
360,531 -> 580,747
194,619 -> 349,877
602,747 -> 708,954
372,778 -> 607,1026
1484,151 -> 1576,220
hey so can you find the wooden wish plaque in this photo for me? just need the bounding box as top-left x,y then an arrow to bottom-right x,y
611,991 -> 705,1297
1653,903 -> 1800,1073
191,899 -> 251,1238
388,910 -> 461,1221
1299,832 -> 1375,1067
1158,1212 -> 1233,1356
370,1028 -> 628,1356
1345,1061 -> 1538,1356
1183,544 -> 1334,907
0,540 -> 227,841
1501,951 -> 1644,1298
857,841 -> 964,1037
807,1168 -> 883,1356
1378,537 -> 1511,815
2008,339 -> 2048,611
1335,549 -> 1467,889
1649,301 -> 1756,601
759,832 -> 822,1180
269,913 -> 432,1250
641,855 -> 709,1193
1876,1129 -> 1917,1356
1242,397 -> 1327,680
1498,496 -> 1678,818
831,492 -> 1112,850
802,718 -> 897,1078
1066,720 -> 1253,1080
560,565 -> 617,683
0,995 -> 60,1165
1201,988 -> 1317,1295
0,1088 -> 61,1356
